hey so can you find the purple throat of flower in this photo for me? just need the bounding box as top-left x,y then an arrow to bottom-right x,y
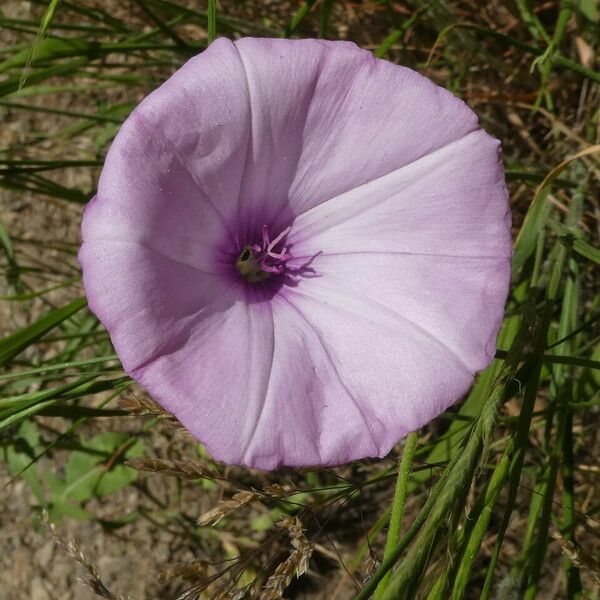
236,224 -> 292,283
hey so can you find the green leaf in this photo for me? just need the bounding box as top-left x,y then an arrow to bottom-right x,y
62,451 -> 102,502
87,433 -> 143,496
48,501 -> 93,522
0,297 -> 86,367
549,219 -> 600,264
98,511 -> 139,530
57,433 -> 143,503
3,420 -> 45,502
513,145 -> 600,271
95,456 -> 140,496
577,0 -> 599,22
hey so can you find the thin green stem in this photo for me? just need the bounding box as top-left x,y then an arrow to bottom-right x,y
374,10 -> 421,58
379,379 -> 511,600
480,300 -> 551,599
207,0 -> 217,44
374,431 -> 418,598
451,443 -> 513,599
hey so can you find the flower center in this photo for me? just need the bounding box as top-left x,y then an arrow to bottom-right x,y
236,225 -> 292,283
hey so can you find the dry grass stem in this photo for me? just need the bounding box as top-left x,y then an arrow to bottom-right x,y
198,490 -> 259,526
45,516 -> 128,600
126,457 -> 222,481
259,517 -> 314,600
551,529 -> 600,585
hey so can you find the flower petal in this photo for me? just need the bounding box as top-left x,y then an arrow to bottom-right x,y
260,281 -> 476,465
131,295 -> 279,469
232,38 -> 478,227
80,38 -> 512,470
84,37 -> 252,260
288,129 -> 511,259
78,241 -> 238,374
284,128 -> 511,374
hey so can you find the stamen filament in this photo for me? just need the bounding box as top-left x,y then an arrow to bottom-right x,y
236,224 -> 293,283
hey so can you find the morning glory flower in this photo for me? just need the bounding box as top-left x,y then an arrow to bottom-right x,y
79,38 -> 511,470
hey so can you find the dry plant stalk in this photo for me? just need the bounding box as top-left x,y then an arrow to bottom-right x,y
119,393 -> 193,437
118,393 -> 172,418
126,457 -> 222,481
45,516 -> 127,600
262,483 -> 293,498
259,517 -> 314,600
198,490 -> 259,526
551,529 -> 600,584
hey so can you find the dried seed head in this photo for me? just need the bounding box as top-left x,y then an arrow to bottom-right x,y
198,490 -> 258,526
259,517 -> 314,600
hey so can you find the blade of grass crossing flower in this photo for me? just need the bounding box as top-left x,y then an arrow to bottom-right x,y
374,431 -> 418,599
206,0 -> 217,44
0,297 -> 86,367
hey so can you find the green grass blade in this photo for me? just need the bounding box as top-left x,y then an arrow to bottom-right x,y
0,297 -> 86,367
18,0 -> 61,88
283,0 -> 317,38
207,0 -> 217,44
513,145 -> 600,271
375,431 -> 418,598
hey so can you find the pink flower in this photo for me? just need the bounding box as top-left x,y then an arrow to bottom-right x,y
79,38 -> 511,470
